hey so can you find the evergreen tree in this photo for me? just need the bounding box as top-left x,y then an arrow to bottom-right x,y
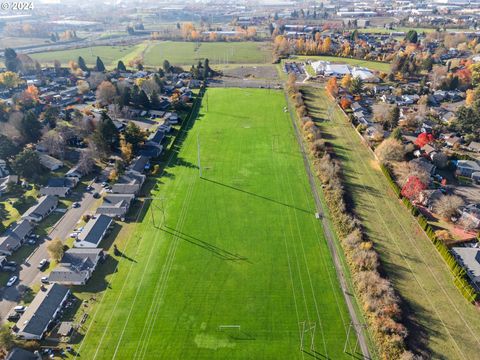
4,48 -> 19,72
138,90 -> 150,109
11,148 -> 42,179
19,111 -> 42,144
150,90 -> 161,110
117,60 -> 127,72
92,112 -> 119,153
405,30 -> 418,44
96,56 -> 106,72
163,60 -> 171,73
0,134 -> 17,159
203,58 -> 210,79
78,56 -> 88,72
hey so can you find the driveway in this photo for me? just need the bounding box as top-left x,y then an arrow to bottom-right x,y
0,181 -> 103,321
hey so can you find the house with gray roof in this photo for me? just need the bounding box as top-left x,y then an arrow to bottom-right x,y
22,195 -> 58,222
48,248 -> 104,285
452,247 -> 480,285
96,194 -> 135,220
456,160 -> 480,178
74,215 -> 113,248
16,284 -> 70,340
111,170 -> 146,195
37,152 -> 64,171
129,155 -> 150,174
39,177 -> 78,198
0,220 -> 34,256
6,348 -> 41,360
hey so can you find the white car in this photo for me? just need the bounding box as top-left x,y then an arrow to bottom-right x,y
7,276 -> 17,287
41,276 -> 49,284
14,305 -> 26,313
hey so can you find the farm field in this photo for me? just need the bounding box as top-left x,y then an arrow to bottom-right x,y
143,41 -> 272,66
72,88 -> 358,359
294,55 -> 391,73
30,43 -> 147,68
301,86 -> 480,359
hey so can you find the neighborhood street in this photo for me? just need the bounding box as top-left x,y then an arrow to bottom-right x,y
0,182 -> 103,321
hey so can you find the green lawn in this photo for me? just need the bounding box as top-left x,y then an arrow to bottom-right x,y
143,41 -> 272,66
295,55 -> 391,73
30,43 -> 147,68
72,88 -> 358,359
302,87 -> 480,359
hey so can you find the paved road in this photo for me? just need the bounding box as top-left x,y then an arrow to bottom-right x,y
285,92 -> 371,359
0,181 -> 103,321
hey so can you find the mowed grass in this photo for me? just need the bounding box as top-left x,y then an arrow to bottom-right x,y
30,43 -> 147,67
295,55 -> 391,73
302,87 -> 480,359
143,41 -> 272,66
73,88 -> 358,359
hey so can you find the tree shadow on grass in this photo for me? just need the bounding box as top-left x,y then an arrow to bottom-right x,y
163,226 -> 250,262
202,177 -> 312,215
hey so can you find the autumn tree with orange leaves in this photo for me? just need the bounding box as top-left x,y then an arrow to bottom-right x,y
325,77 -> 338,97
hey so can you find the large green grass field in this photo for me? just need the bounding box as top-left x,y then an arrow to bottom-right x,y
302,87 -> 480,359
30,43 -> 147,68
73,88 -> 358,359
143,41 -> 271,66
29,41 -> 271,69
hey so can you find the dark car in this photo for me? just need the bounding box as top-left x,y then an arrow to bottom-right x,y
93,192 -> 101,199
7,312 -> 20,322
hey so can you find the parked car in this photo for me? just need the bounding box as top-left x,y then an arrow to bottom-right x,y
72,202 -> 81,208
3,266 -> 16,272
7,276 -> 17,287
69,232 -> 79,238
38,259 -> 49,270
5,261 -> 17,267
7,311 -> 20,322
41,276 -> 49,284
86,185 -> 94,191
14,305 -> 26,313
27,238 -> 36,245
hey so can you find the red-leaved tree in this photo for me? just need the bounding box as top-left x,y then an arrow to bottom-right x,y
401,176 -> 427,201
415,133 -> 434,148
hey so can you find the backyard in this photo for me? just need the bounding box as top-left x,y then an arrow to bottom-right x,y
302,86 -> 480,359
70,88 -> 359,359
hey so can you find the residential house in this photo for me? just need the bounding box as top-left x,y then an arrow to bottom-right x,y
74,214 -> 113,248
410,157 -> 436,175
0,220 -> 33,256
39,177 -> 78,197
6,348 -> 41,360
456,160 -> 480,178
22,195 -> 58,223
467,141 -> 480,153
37,153 -> 64,171
16,284 -> 70,340
129,155 -> 150,174
48,248 -> 104,285
452,247 -> 480,285
140,129 -> 165,158
458,204 -> 480,229
96,194 -> 135,220
111,170 -> 146,195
